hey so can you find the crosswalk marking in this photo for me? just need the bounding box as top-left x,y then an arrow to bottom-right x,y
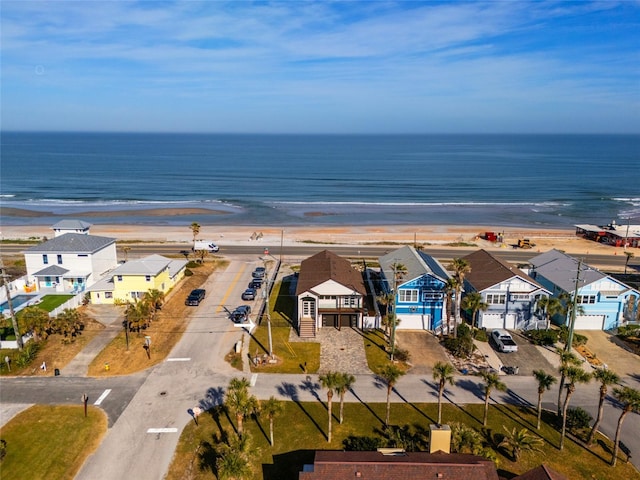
147,428 -> 178,433
94,389 -> 111,406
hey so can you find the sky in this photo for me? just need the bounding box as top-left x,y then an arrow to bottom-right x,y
1,1 -> 639,134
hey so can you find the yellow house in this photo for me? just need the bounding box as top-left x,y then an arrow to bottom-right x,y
88,254 -> 187,304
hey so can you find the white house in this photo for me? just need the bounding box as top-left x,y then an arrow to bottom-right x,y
52,219 -> 93,237
24,233 -> 118,293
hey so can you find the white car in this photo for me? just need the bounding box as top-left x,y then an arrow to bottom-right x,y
491,329 -> 518,353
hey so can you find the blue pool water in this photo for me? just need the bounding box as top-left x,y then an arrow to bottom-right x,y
0,294 -> 37,311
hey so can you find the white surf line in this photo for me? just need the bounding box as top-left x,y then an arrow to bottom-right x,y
93,389 -> 112,406
250,373 -> 258,387
147,428 -> 178,433
166,357 -> 191,362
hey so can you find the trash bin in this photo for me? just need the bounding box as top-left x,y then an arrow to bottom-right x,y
54,368 -> 60,376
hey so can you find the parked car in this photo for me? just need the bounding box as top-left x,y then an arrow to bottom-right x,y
185,289 -> 206,306
241,288 -> 256,301
491,329 -> 518,353
252,267 -> 266,278
231,305 -> 251,323
249,278 -> 263,289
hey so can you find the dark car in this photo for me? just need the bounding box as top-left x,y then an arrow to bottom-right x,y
248,278 -> 263,289
252,267 -> 266,279
231,305 -> 251,323
241,288 -> 256,301
185,288 -> 206,306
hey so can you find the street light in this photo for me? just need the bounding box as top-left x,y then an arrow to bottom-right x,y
261,257 -> 274,359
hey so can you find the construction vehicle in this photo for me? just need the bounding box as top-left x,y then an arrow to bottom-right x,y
517,238 -> 534,249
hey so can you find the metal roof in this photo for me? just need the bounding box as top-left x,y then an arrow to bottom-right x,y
26,233 -> 115,254
379,245 -> 450,288
52,219 -> 93,230
32,265 -> 70,277
110,254 -> 187,277
528,249 -> 605,292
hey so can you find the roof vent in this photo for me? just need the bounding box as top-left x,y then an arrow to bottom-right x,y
377,448 -> 406,456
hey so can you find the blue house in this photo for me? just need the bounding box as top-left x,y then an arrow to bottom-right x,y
528,249 -> 639,330
379,246 -> 450,331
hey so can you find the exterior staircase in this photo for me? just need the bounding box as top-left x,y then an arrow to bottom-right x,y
299,318 -> 316,338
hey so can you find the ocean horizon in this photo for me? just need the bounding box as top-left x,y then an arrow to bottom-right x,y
1,132 -> 638,229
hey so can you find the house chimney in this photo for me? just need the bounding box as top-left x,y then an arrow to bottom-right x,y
429,424 -> 451,453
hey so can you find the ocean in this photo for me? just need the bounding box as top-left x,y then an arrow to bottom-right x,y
1,132 -> 638,228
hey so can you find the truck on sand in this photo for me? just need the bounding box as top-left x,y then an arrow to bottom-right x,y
193,240 -> 220,253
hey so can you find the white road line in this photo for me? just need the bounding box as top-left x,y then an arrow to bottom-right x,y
147,428 -> 178,433
93,389 -> 112,406
166,357 -> 191,362
250,373 -> 258,387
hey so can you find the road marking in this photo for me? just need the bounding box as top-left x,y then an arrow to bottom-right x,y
216,263 -> 247,313
166,357 -> 191,362
250,373 -> 258,387
147,428 -> 178,433
93,389 -> 112,406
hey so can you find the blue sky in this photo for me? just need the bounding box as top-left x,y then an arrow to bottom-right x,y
1,1 -> 639,133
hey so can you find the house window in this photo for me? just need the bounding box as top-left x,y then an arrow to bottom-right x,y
399,289 -> 419,302
510,294 -> 530,301
43,254 -> 48,264
486,294 -> 506,304
105,292 -> 113,299
145,275 -> 151,282
117,275 -> 123,282
57,254 -> 63,264
423,292 -> 444,301
342,296 -> 358,307
577,295 -> 596,304
78,254 -> 88,257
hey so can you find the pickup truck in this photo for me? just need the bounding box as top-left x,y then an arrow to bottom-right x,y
491,329 -> 518,353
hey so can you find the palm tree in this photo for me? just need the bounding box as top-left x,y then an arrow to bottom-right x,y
335,372 -> 356,424
143,289 -> 165,323
559,366 -> 591,450
556,348 -> 581,416
125,300 -> 150,334
533,369 -> 557,430
190,222 -> 201,243
450,258 -> 471,338
610,386 -> 640,466
122,245 -> 131,262
536,296 -> 564,329
587,368 -> 620,444
260,396 -> 283,446
460,291 -> 488,329
319,371 -> 340,442
389,262 -> 407,360
376,291 -> 394,338
624,251 -> 635,274
379,364 -> 405,426
216,434 -> 252,480
196,248 -> 209,264
225,377 -> 258,439
499,426 -> 544,461
443,277 -> 458,336
481,371 -> 507,426
432,361 -> 456,425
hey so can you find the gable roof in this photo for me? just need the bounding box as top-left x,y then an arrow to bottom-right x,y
463,249 -> 546,292
52,219 -> 92,231
295,250 -> 366,296
26,233 -> 115,254
514,464 -> 568,480
528,249 -> 606,292
110,254 -> 187,277
299,451 -> 500,480
379,245 -> 450,288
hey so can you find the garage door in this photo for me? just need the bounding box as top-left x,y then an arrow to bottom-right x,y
505,314 -> 516,330
397,314 -> 430,330
481,314 -> 503,329
574,315 -> 605,330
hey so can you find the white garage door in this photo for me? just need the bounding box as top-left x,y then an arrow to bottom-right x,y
397,314 -> 430,330
574,315 -> 604,330
481,314 -> 503,329
505,314 -> 516,330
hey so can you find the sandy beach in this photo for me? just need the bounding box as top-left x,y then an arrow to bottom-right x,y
0,206 -> 624,259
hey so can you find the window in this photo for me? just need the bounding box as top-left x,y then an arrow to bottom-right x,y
342,296 -> 359,307
577,295 -> 596,304
302,300 -> 315,317
399,289 -> 419,302
145,275 -> 151,282
117,275 -> 123,282
105,292 -> 113,299
43,254 -> 48,264
423,292 -> 444,301
486,294 -> 506,304
78,254 -> 88,257
510,294 -> 530,301
57,254 -> 63,264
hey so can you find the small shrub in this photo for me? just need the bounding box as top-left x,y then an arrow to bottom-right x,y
343,435 -> 384,451
184,269 -> 194,277
15,341 -> 41,368
526,329 -> 559,346
394,348 -> 411,363
473,329 -> 488,342
559,326 -> 588,347
0,439 -> 6,462
618,324 -> 640,338
443,336 -> 475,359
565,407 -> 593,436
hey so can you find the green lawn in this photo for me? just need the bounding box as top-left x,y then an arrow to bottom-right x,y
166,402 -> 640,480
36,294 -> 75,312
0,405 -> 107,480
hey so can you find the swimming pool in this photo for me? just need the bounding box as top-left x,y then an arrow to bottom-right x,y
0,294 -> 37,311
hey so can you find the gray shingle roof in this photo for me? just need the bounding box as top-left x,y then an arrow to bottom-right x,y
32,265 -> 70,276
52,219 -> 92,230
528,249 -> 604,292
26,233 -> 115,254
379,245 -> 450,287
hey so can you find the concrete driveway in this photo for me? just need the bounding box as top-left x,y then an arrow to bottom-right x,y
396,331 -> 450,374
490,331 -> 556,376
579,330 -> 640,386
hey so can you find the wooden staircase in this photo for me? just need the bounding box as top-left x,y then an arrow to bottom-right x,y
299,318 -> 316,338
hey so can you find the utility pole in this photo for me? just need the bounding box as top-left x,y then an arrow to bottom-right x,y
262,258 -> 273,358
0,262 -> 23,350
565,259 -> 582,353
390,262 -> 399,362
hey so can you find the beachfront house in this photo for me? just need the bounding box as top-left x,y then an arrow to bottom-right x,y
295,250 -> 367,338
52,219 -> 93,237
24,233 -> 118,293
88,254 -> 187,304
528,249 -> 640,330
461,249 -> 550,331
378,246 -> 450,332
